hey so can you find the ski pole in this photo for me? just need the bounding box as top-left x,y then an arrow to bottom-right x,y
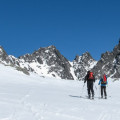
83,83 -> 85,87
95,85 -> 97,90
82,83 -> 85,92
80,83 -> 85,97
99,85 -> 101,98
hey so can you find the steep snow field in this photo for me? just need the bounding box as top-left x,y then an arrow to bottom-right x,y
0,64 -> 120,120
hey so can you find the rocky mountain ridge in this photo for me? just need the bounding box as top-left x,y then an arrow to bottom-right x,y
92,41 -> 120,79
0,41 -> 120,80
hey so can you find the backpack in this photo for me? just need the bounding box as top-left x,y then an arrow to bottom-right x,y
88,72 -> 94,80
101,74 -> 107,84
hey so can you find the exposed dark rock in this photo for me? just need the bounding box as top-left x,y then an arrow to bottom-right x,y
92,41 -> 120,79
0,40 -> 120,80
18,45 -> 74,79
73,52 -> 97,80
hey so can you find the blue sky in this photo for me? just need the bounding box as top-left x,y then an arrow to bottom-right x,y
0,0 -> 120,61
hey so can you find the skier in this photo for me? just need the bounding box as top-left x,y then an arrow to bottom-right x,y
98,74 -> 108,99
84,71 -> 95,99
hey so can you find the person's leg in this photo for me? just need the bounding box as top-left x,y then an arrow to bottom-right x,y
87,82 -> 91,98
104,86 -> 107,98
101,86 -> 103,98
90,82 -> 94,98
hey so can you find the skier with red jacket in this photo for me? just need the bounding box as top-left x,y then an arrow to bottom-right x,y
84,71 -> 95,99
98,74 -> 108,99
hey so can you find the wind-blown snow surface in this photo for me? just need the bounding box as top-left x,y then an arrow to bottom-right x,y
0,64 -> 120,120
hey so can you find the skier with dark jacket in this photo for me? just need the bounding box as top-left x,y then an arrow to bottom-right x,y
98,74 -> 108,99
84,71 -> 95,99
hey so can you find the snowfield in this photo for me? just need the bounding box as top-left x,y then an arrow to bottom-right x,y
0,64 -> 120,120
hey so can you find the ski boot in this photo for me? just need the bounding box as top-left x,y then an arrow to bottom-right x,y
92,95 -> 94,99
88,94 -> 91,99
105,96 -> 107,99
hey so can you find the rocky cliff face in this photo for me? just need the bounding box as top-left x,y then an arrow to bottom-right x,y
18,46 -> 74,79
0,41 -> 120,80
0,46 -> 10,64
92,41 -> 120,79
73,52 -> 97,80
0,46 -> 74,80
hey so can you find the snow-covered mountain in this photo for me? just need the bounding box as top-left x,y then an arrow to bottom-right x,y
0,62 -> 120,120
0,45 -> 97,80
0,41 -> 120,80
0,46 -> 74,79
72,52 -> 97,80
18,45 -> 74,79
92,41 -> 120,79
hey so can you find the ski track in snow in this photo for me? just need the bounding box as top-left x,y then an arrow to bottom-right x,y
0,64 -> 120,120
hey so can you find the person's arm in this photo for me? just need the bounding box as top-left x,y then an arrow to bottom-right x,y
84,75 -> 88,83
106,80 -> 108,85
84,76 -> 87,83
93,75 -> 95,82
98,79 -> 101,85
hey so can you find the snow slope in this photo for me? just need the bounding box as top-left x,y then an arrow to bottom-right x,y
0,64 -> 120,120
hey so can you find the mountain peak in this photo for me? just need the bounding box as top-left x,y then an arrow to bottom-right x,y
48,45 -> 56,49
0,40 -> 120,80
113,41 -> 120,56
73,51 -> 97,80
0,46 -> 8,58
81,52 -> 93,59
